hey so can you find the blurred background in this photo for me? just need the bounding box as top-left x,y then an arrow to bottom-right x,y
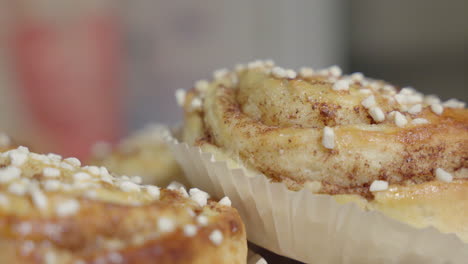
0,0 -> 466,159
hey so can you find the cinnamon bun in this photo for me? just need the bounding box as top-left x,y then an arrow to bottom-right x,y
0,146 -> 246,263
89,124 -> 186,186
181,61 -> 468,241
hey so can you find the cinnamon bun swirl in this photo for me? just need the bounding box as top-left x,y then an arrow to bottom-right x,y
181,61 -> 468,241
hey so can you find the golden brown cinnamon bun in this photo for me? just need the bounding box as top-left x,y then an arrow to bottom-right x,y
181,61 -> 468,241
0,147 -> 246,263
89,124 -> 186,186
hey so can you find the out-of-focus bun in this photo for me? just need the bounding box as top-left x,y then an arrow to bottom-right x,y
90,124 -> 186,186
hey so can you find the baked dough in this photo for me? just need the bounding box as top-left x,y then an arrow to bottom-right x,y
181,61 -> 468,242
0,147 -> 246,263
89,124 -> 187,186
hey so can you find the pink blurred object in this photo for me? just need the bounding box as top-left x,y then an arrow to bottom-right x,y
10,1 -> 122,159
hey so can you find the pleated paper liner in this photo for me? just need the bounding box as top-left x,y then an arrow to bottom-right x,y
163,129 -> 468,264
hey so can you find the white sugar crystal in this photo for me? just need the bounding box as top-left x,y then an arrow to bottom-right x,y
395,94 -> 423,105
31,188 -> 48,210
195,80 -> 209,92
361,95 -> 376,108
209,230 -> 223,246
178,187 -> 189,198
285,69 -> 297,79
0,166 -> 21,183
56,199 -> 80,217
332,80 -> 350,91
394,112 -> 408,127
146,185 -> 160,199
43,168 -> 60,178
60,162 -> 74,171
167,181 -> 185,190
9,150 -> 28,166
100,174 -> 113,185
406,94 -> 423,104
369,107 -> 385,122
191,97 -> 202,110
196,215 -> 209,226
191,192 -> 208,207
322,126 -> 335,149
369,180 -> 389,192
43,180 -> 61,191
99,166 -> 110,177
119,181 -> 140,192
411,118 -> 429,125
29,153 -> 48,162
73,172 -> 91,182
443,98 -> 465,108
47,153 -> 62,162
272,67 -> 286,78
175,89 -> 186,107
430,104 -> 444,115
299,67 -> 314,77
183,224 -> 198,237
130,176 -> 142,184
329,65 -> 342,77
189,188 -> 209,198
213,68 -> 229,80
158,218 -> 175,233
424,95 -> 441,105
187,208 -> 196,217
8,182 -> 28,195
64,157 -> 81,167
350,72 -> 364,82
399,87 -> 417,95
435,168 -> 453,183
84,166 -> 100,175
382,84 -> 395,92
218,196 -> 232,207
408,104 -> 422,114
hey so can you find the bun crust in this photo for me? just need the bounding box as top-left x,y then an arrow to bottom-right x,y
0,147 -> 246,263
181,62 -> 467,241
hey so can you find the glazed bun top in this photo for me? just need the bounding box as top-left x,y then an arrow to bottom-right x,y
181,61 -> 467,197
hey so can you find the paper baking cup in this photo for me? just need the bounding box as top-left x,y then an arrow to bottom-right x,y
163,130 -> 468,263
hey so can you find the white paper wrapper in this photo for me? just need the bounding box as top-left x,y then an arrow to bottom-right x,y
247,250 -> 267,264
163,129 -> 468,264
